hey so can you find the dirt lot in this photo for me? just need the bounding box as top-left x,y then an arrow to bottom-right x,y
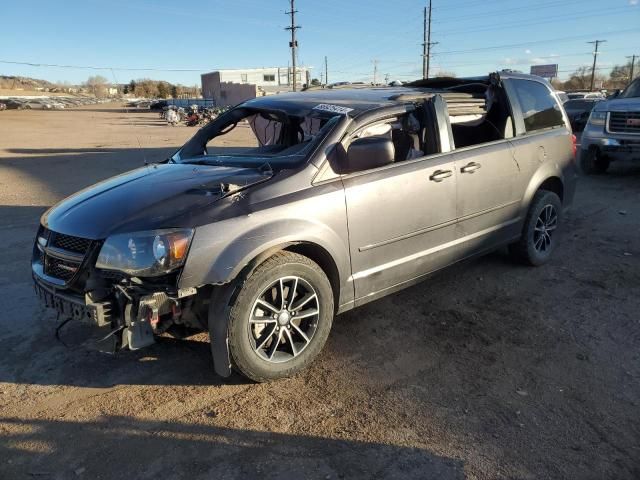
0,105 -> 638,480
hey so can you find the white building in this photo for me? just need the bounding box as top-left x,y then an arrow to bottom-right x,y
201,67 -> 311,106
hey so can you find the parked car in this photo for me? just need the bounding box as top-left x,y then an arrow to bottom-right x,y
567,91 -> 604,100
580,76 -> 640,173
20,99 -> 53,110
32,71 -> 577,382
2,99 -> 27,109
149,100 -> 168,110
563,98 -> 602,132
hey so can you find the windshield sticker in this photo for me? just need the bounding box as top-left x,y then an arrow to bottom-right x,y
312,104 -> 354,115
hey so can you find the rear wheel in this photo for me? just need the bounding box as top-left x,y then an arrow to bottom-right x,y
226,252 -> 334,382
509,190 -> 562,266
581,148 -> 610,174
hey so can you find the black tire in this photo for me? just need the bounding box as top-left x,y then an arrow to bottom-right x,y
509,190 -> 562,266
580,148 -> 610,174
226,251 -> 334,382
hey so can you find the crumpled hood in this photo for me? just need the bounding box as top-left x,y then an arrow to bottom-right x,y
595,97 -> 640,113
42,163 -> 271,239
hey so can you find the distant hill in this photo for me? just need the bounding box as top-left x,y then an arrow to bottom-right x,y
0,75 -> 57,90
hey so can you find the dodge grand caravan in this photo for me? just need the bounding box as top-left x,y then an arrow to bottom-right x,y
33,72 -> 577,382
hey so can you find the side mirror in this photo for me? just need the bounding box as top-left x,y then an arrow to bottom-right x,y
344,136 -> 395,173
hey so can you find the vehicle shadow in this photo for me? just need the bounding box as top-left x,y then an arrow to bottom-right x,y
0,416 -> 465,479
0,147 -> 177,202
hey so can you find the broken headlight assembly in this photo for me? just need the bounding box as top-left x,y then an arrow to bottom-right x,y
96,229 -> 194,277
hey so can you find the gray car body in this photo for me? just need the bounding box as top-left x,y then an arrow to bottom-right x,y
179,72 -> 577,316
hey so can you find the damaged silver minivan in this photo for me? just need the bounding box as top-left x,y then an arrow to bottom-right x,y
33,71 -> 577,382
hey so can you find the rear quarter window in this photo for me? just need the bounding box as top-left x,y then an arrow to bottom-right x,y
511,79 -> 565,132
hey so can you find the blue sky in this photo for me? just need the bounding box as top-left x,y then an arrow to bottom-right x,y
1,0 -> 639,85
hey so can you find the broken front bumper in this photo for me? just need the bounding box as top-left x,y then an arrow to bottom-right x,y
33,275 -> 112,327
33,274 -> 156,350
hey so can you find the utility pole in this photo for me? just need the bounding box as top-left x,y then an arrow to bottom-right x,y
422,6 -> 427,79
373,59 -> 379,85
422,1 -> 438,79
285,0 -> 301,91
626,54 -> 637,85
324,55 -> 328,85
588,39 -> 606,91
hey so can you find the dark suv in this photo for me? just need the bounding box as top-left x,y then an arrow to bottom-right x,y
33,72 -> 577,382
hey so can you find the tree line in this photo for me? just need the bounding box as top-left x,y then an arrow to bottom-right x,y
83,75 -> 200,98
552,60 -> 638,91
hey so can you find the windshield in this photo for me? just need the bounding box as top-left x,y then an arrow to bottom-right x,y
619,78 -> 640,98
173,107 -> 341,169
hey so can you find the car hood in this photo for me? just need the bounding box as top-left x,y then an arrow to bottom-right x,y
595,97 -> 640,112
42,163 -> 271,239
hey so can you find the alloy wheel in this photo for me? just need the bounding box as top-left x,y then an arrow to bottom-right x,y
248,276 -> 320,363
533,204 -> 557,253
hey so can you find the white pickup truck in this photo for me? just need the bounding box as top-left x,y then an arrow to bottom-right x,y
580,76 -> 640,173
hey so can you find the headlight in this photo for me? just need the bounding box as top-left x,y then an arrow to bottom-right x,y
587,111 -> 606,126
96,229 -> 193,277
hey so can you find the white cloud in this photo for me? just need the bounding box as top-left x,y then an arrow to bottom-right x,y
630,0 -> 638,5
525,49 -> 532,54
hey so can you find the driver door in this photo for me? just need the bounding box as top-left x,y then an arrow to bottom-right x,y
342,108 -> 458,303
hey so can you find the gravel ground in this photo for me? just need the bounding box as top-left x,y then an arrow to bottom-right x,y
0,105 -> 638,480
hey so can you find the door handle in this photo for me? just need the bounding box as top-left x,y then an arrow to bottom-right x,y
460,162 -> 481,174
429,169 -> 453,182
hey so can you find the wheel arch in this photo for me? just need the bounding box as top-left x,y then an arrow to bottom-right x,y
537,176 -> 564,202
521,165 -> 566,215
227,241 -> 342,312
180,217 -> 352,309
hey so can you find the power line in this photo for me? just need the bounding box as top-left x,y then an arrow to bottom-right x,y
433,5 -> 631,37
433,0 -> 594,23
437,28 -> 638,55
0,60 -> 207,72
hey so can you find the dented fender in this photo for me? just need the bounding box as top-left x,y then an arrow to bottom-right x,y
178,185 -> 353,307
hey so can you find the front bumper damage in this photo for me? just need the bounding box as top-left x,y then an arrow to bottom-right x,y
33,272 -> 201,351
32,226 -> 204,352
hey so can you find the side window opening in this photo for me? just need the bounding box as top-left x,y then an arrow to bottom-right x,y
446,86 -> 515,149
510,79 -> 564,132
353,112 -> 425,163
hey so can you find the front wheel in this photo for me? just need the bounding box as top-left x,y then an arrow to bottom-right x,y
225,252 -> 334,382
509,190 -> 562,266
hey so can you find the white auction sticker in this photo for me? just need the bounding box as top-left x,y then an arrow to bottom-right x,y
312,104 -> 354,114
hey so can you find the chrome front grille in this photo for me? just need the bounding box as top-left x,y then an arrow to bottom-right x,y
608,112 -> 640,134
